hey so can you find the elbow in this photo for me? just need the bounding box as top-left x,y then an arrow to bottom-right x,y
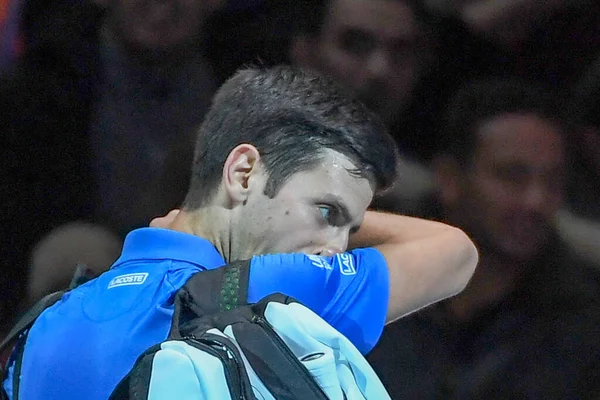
446,227 -> 479,296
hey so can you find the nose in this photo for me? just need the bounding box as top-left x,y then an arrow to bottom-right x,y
319,230 -> 350,256
367,48 -> 393,80
522,181 -> 551,213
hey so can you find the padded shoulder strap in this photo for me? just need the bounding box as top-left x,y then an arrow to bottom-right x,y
0,290 -> 65,356
170,260 -> 251,338
0,263 -> 96,381
0,263 -> 94,357
0,289 -> 65,390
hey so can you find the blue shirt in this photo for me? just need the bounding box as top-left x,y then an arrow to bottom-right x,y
4,228 -> 389,400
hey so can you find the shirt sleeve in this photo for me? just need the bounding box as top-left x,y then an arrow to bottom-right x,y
247,248 -> 390,354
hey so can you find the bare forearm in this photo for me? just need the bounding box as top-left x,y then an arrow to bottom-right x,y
350,211 -> 479,322
349,210 -> 457,249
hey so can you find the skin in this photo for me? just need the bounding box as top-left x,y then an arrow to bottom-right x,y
172,146 -> 373,261
229,154 -> 373,258
291,0 -> 433,126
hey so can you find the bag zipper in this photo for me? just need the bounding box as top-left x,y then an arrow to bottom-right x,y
183,334 -> 251,400
251,315 -> 329,399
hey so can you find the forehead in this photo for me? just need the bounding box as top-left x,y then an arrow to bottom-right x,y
474,113 -> 565,167
324,0 -> 418,39
278,150 -> 374,210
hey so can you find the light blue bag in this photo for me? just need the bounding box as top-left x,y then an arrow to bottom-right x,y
110,261 -> 391,399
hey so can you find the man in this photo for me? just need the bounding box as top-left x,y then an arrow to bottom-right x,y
3,66 -> 478,399
367,79 -> 600,398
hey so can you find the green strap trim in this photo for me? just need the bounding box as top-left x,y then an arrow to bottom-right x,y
220,264 -> 242,312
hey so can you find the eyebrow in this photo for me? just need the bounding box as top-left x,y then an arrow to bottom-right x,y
320,194 -> 362,233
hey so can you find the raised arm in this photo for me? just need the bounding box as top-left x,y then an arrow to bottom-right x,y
349,211 -> 478,323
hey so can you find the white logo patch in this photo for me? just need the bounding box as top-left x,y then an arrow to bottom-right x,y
108,273 -> 149,289
337,253 -> 356,275
307,255 -> 333,270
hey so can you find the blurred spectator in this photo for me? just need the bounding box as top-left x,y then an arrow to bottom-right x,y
423,0 -> 600,87
27,221 -> 122,306
367,79 -> 600,398
0,0 -> 222,330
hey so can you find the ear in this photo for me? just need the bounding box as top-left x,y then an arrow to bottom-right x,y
431,155 -> 463,209
289,34 -> 318,68
222,144 -> 262,206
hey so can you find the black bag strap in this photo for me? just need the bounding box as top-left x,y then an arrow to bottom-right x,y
0,264 -> 97,379
0,288 -> 65,397
0,290 -> 65,356
108,344 -> 163,400
170,260 -> 251,338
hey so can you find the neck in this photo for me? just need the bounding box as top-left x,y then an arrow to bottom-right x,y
444,253 -> 526,322
170,207 -> 233,262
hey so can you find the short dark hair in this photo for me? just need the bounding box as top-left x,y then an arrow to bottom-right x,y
183,65 -> 398,209
438,78 -> 567,167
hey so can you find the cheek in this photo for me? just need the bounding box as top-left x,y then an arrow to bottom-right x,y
272,224 -> 325,254
272,209 -> 329,249
320,44 -> 367,83
544,188 -> 564,213
477,176 -> 519,210
468,179 -> 514,228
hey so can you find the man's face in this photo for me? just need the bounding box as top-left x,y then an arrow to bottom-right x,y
235,150 -> 374,257
299,0 -> 431,126
106,0 -> 219,53
453,114 -> 566,262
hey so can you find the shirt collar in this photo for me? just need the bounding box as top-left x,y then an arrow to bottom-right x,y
112,227 -> 225,270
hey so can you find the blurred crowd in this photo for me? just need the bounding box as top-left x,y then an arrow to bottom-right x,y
1,0 -> 599,397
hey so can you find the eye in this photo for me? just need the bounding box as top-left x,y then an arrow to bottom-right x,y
318,206 -> 332,222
